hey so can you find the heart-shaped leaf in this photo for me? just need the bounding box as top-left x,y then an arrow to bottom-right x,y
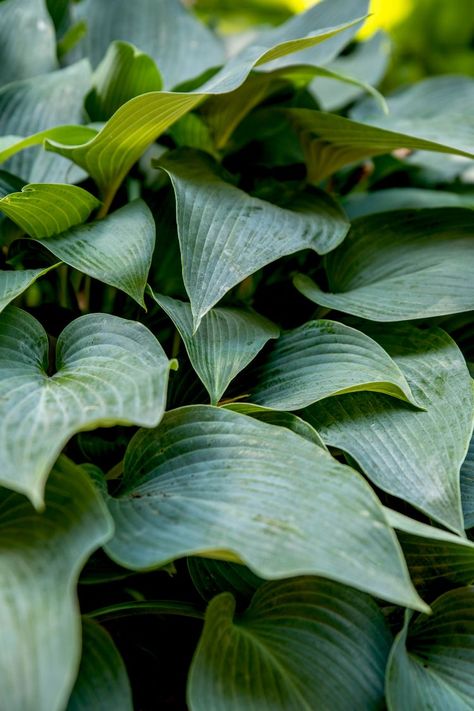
188,577 -> 392,711
152,291 -> 279,404
303,324 -> 474,533
386,587 -> 474,711
0,456 -> 113,711
37,199 -> 155,307
0,184 -> 100,237
0,306 -> 172,506
159,150 -> 349,329
250,319 -> 417,410
295,209 -> 474,321
103,405 -> 426,610
66,618 -> 133,711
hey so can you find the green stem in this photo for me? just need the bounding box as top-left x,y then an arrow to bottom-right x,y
58,265 -> 69,309
88,600 -> 205,622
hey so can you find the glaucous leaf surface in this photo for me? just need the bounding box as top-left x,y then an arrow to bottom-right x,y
0,265 -> 57,313
152,291 -> 279,404
461,433 -> 474,529
188,577 -> 392,711
159,150 -> 349,329
104,405 -> 426,610
386,587 -> 474,711
0,457 -> 113,711
37,199 -> 155,307
295,209 -> 474,321
0,307 -> 172,506
250,319 -> 417,410
0,0 -> 57,87
66,618 -> 133,711
304,324 -> 473,533
0,183 -> 100,237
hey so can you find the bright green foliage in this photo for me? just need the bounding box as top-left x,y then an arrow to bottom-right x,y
0,0 -> 473,708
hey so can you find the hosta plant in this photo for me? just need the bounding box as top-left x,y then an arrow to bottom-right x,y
1,0 -> 474,709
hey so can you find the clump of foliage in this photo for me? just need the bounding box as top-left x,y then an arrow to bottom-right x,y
0,0 -> 474,709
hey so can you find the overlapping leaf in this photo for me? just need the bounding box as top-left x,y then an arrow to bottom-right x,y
0,265 -> 57,313
0,307 -> 172,506
461,433 -> 474,529
37,200 -> 155,306
0,184 -> 100,238
152,291 -> 279,404
344,188 -> 474,219
303,324 -> 473,533
188,577 -> 392,711
295,209 -> 474,321
250,319 -> 417,410
104,405 -> 426,610
159,150 -> 349,329
386,587 -> 474,711
0,457 -> 113,711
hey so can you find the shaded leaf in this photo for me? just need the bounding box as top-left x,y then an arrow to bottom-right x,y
38,199 -> 155,307
303,324 -> 473,533
152,291 -> 279,404
0,183 -> 100,238
188,558 -> 263,603
295,209 -> 474,321
104,405 -> 426,610
0,456 -> 113,711
66,618 -> 133,711
188,577 -> 392,711
462,433 -> 474,529
0,265 -> 57,313
250,319 -> 417,410
159,150 -> 349,329
386,587 -> 474,711
0,307 -> 172,506
344,188 -> 474,219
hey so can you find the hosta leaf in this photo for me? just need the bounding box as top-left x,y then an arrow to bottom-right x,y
0,184 -> 100,238
224,402 -> 327,449
386,587 -> 474,711
66,618 -> 133,711
188,558 -> 263,604
386,508 -> 474,592
104,405 -> 426,610
42,16 -> 361,201
0,61 -> 92,181
303,324 -> 473,533
0,265 -> 57,313
344,188 -> 474,219
0,307 -> 172,507
295,209 -> 474,321
188,577 -> 392,711
159,150 -> 349,330
250,319 -> 417,410
0,456 -> 113,711
75,0 -> 224,89
0,0 -> 57,87
286,100 -> 474,182
312,31 -> 390,111
152,291 -> 279,404
85,41 -> 163,122
37,199 -> 155,307
462,433 -> 474,529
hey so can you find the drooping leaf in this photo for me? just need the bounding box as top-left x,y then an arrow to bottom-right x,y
303,324 -> 473,533
75,0 -> 224,89
0,265 -> 58,313
386,587 -> 474,711
0,184 -> 100,238
66,618 -> 133,711
152,291 -> 279,404
85,41 -> 163,121
0,456 -> 113,711
0,61 -> 92,181
37,199 -> 155,307
311,31 -> 390,111
158,150 -> 349,329
462,433 -> 474,529
104,405 -> 426,610
295,209 -> 474,321
344,188 -> 474,219
188,577 -> 392,711
0,307 -> 172,507
0,0 -> 57,87
249,319 -> 417,410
